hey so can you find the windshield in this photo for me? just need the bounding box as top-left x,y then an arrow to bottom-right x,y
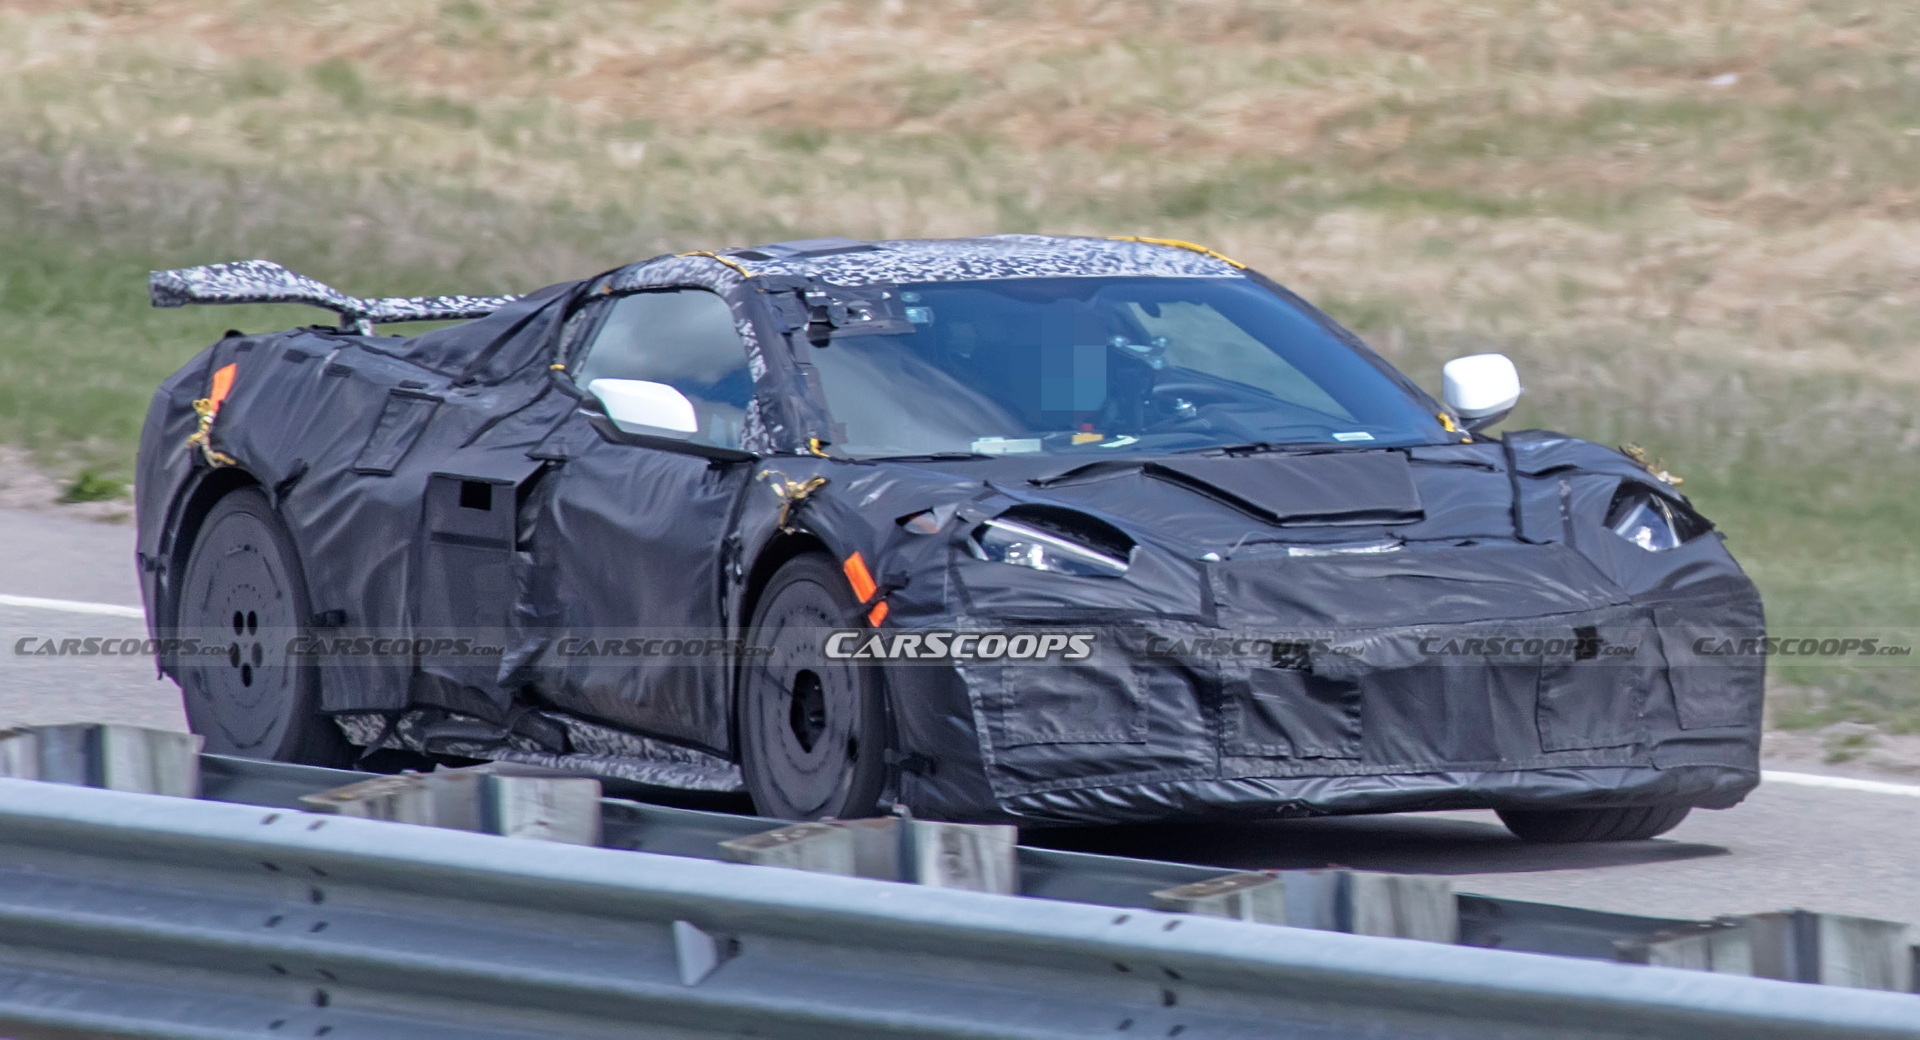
801,276 -> 1450,458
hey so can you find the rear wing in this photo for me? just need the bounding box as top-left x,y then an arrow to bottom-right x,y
149,260 -> 520,334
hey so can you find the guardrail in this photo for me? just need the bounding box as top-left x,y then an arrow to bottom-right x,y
196,752 -> 1918,983
1,776 -> 1918,1040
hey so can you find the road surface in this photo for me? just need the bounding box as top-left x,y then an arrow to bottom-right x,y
2,506 -> 1915,928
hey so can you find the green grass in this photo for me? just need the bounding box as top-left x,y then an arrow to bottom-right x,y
0,0 -> 1916,729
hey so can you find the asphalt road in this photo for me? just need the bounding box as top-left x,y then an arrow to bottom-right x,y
2,506 -> 1916,929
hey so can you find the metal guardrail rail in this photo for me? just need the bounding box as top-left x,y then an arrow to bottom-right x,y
0,762 -> 1914,1039
197,754 -> 1695,960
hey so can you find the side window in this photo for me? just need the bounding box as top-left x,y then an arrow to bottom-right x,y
574,288 -> 753,449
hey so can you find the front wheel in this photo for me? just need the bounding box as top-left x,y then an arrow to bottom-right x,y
1497,804 -> 1692,843
175,486 -> 349,766
739,554 -> 889,820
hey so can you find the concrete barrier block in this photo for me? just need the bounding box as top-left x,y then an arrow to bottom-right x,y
1151,872 -> 1286,923
908,820 -> 1018,894
481,774 -> 602,845
718,822 -> 856,875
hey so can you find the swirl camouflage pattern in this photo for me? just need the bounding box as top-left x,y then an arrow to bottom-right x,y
149,260 -> 521,328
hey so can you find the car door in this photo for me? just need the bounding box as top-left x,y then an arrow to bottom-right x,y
524,286 -> 762,752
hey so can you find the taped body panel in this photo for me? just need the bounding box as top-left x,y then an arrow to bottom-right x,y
134,234 -> 1766,828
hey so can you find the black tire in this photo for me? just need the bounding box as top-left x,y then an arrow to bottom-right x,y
1497,804 -> 1692,843
176,486 -> 349,766
739,554 -> 889,820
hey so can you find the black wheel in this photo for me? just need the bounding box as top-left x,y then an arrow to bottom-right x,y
739,554 -> 889,820
1497,804 -> 1692,843
176,486 -> 348,765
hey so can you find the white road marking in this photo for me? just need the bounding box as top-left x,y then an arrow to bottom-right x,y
0,594 -> 146,619
1763,769 -> 1920,798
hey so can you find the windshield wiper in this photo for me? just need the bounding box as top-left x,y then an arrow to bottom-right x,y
866,451 -> 996,462
1172,441 -> 1337,456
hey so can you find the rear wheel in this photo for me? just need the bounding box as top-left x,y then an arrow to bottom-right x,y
176,486 -> 348,765
739,554 -> 888,820
1497,804 -> 1691,843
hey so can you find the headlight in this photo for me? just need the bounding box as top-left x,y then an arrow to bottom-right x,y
1605,482 -> 1710,552
967,510 -> 1133,577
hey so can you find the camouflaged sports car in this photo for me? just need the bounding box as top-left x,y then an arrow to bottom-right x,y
137,235 -> 1764,842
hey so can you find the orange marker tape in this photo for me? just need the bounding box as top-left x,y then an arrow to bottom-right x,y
208,363 -> 238,411
842,552 -> 886,626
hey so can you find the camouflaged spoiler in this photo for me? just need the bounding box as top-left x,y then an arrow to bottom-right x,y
149,260 -> 520,334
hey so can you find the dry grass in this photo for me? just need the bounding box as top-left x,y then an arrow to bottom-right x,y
0,0 -> 1915,723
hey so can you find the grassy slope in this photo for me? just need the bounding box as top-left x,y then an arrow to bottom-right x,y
0,0 -> 1914,727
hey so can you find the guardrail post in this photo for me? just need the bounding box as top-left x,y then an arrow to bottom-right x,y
717,818 -> 1018,892
301,765 -> 603,843
1150,872 -> 1287,923
719,822 -> 858,875
0,728 -> 37,780
31,726 -> 90,784
96,725 -> 200,797
1151,870 -> 1456,942
1343,871 -> 1457,943
0,725 -> 197,796
1615,918 -> 1753,974
842,817 -> 905,880
1744,910 -> 1914,991
301,773 -> 442,824
906,820 -> 1018,894
482,774 -> 602,845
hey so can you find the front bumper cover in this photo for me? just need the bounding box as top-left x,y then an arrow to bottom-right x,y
888,598 -> 1765,827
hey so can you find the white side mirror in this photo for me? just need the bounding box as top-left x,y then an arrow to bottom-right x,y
588,378 -> 698,437
1441,353 -> 1522,430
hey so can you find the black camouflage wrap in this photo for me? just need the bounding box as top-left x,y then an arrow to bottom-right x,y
136,235 -> 1765,825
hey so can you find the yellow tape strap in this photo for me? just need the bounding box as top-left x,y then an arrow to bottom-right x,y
675,251 -> 756,279
1108,236 -> 1247,270
1437,413 -> 1458,433
184,363 -> 241,467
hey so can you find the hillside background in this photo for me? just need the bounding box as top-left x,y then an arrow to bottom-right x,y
1,0 -> 1915,738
